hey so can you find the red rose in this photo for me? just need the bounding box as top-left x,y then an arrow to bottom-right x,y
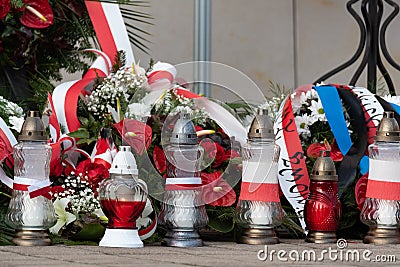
76,159 -> 109,194
201,171 -> 236,207
0,0 -> 10,20
20,0 -> 54,29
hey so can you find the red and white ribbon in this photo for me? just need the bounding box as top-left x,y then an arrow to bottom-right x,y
346,86 -> 384,145
366,159 -> 400,200
174,88 -> 247,145
13,177 -> 52,199
85,1 -> 135,67
274,97 -> 310,229
147,62 -> 176,91
165,177 -> 202,191
0,117 -> 17,189
91,138 -> 118,169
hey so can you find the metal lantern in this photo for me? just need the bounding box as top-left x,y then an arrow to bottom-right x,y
361,111 -> 400,244
5,111 -> 56,246
158,113 -> 208,247
99,146 -> 148,248
304,150 -> 341,243
235,108 -> 283,245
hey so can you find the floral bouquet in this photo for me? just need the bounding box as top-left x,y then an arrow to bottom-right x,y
44,52 -> 244,241
268,83 -> 400,239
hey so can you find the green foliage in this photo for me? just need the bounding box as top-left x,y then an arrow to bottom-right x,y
206,206 -> 235,233
1,0 -> 152,110
0,196 -> 14,246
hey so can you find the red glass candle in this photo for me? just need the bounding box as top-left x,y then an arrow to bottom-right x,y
304,150 -> 341,243
100,199 -> 146,228
98,146 -> 148,247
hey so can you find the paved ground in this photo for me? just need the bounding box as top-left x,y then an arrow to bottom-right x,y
0,239 -> 399,266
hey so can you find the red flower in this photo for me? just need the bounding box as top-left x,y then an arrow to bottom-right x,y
307,139 -> 343,161
50,159 -> 63,177
76,159 -> 109,194
153,145 -> 166,174
20,0 -> 54,29
201,171 -> 236,206
113,118 -> 152,155
0,0 -> 10,20
355,174 -> 368,211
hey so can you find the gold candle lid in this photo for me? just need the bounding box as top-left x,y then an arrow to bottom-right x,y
310,150 -> 338,181
248,108 -> 274,141
18,111 -> 48,141
375,111 -> 400,142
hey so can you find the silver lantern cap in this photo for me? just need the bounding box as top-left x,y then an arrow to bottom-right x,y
169,113 -> 198,145
18,111 -> 48,141
248,108 -> 275,141
310,150 -> 338,181
375,111 -> 400,142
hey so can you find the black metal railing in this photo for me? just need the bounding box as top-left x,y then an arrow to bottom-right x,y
315,0 -> 400,95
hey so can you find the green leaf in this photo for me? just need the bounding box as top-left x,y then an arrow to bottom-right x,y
70,223 -> 106,242
208,216 -> 235,233
68,128 -> 90,139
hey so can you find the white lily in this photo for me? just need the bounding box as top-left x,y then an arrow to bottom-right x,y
136,198 -> 153,229
49,198 -> 77,235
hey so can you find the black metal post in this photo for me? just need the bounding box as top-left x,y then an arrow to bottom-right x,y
315,0 -> 400,95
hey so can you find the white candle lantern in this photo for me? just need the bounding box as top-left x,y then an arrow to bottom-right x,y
361,111 -> 400,244
5,111 -> 56,246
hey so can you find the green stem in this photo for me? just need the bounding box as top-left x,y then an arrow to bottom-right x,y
0,191 -> 11,198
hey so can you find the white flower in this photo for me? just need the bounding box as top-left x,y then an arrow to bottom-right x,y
127,102 -> 152,120
9,116 -> 24,132
49,198 -> 76,235
308,99 -> 326,122
295,114 -> 312,137
291,91 -> 307,114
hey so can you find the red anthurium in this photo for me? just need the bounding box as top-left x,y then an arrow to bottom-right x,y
0,0 -> 10,20
307,139 -> 343,161
201,171 -> 236,207
20,0 -> 54,29
113,118 -> 152,155
355,174 -> 368,211
153,145 -> 166,174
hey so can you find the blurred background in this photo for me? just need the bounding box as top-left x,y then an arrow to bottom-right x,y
130,0 -> 400,100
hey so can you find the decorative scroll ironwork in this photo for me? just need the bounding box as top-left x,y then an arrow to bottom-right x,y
315,0 -> 400,95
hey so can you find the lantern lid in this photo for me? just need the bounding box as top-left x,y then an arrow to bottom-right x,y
248,108 -> 275,141
109,146 -> 138,175
169,113 -> 198,145
18,111 -> 48,141
375,111 -> 400,142
310,150 -> 338,181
